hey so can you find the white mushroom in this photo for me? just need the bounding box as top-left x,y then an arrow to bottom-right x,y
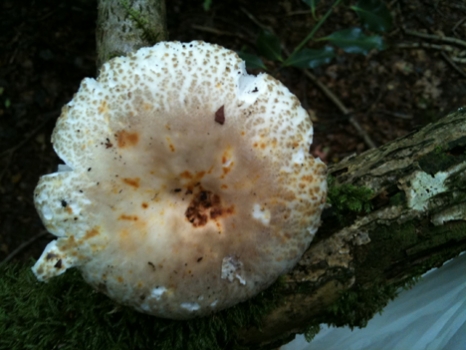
32,41 -> 327,319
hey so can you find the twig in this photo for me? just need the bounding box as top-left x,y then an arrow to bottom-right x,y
285,10 -> 312,16
191,24 -> 237,37
0,231 -> 49,265
376,110 -> 413,120
441,51 -> 466,78
291,0 -> 343,56
395,42 -> 460,53
303,70 -> 377,149
404,28 -> 466,49
303,70 -> 349,115
191,24 -> 252,43
452,17 -> 466,33
348,117 -> 377,149
239,6 -> 273,32
395,42 -> 466,77
451,56 -> 466,64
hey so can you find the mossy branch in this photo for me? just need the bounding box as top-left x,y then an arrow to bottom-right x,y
0,262 -> 283,350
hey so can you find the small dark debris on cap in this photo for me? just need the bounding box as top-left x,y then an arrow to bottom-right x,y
215,105 -> 225,125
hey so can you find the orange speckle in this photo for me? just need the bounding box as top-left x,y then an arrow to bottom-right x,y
117,276 -> 124,283
241,131 -> 245,136
117,130 -> 139,148
143,103 -> 152,111
98,100 -> 108,114
166,137 -> 175,152
119,214 -> 139,221
142,202 -> 148,209
301,175 -> 314,182
84,227 -> 100,239
221,148 -> 233,164
222,162 -> 234,176
180,171 -> 193,179
122,177 -> 140,188
180,170 -> 205,181
225,206 -> 235,215
253,142 -> 258,148
65,206 -> 73,214
221,184 -> 228,189
260,143 -> 266,149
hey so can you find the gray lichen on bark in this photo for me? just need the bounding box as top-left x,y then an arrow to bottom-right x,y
96,0 -> 168,69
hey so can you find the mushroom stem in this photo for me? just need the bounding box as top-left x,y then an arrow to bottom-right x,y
96,0 -> 168,68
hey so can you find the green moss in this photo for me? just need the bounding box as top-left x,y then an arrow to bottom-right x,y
418,140 -> 466,176
120,0 -> 160,45
0,262 -> 284,350
303,323 -> 321,342
326,283 -> 399,329
389,191 -> 405,207
327,176 -> 374,223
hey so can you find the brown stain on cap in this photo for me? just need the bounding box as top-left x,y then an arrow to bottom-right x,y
84,227 -> 100,240
185,190 -> 234,227
117,130 -> 139,148
122,177 -> 140,188
119,214 -> 139,221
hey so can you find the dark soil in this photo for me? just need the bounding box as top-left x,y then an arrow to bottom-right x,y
1,0 -> 466,263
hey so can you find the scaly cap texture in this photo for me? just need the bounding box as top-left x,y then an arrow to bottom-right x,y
32,41 -> 327,319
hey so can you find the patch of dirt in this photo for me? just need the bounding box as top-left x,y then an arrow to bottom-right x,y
1,0 -> 465,263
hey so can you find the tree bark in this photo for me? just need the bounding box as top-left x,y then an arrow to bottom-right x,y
237,108 -> 466,349
96,0 -> 167,68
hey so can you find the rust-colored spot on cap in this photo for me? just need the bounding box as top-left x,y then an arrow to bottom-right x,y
117,130 -> 139,148
119,214 -> 139,221
98,100 -> 108,114
123,177 -> 140,188
84,227 -> 100,240
215,105 -> 225,125
180,171 -> 193,179
301,175 -> 314,182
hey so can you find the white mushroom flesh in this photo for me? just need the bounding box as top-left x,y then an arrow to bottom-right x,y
32,41 -> 327,319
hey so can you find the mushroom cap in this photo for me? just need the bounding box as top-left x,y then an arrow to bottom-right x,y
32,41 -> 327,319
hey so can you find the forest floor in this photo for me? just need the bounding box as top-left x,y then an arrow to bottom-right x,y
1,0 -> 466,264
